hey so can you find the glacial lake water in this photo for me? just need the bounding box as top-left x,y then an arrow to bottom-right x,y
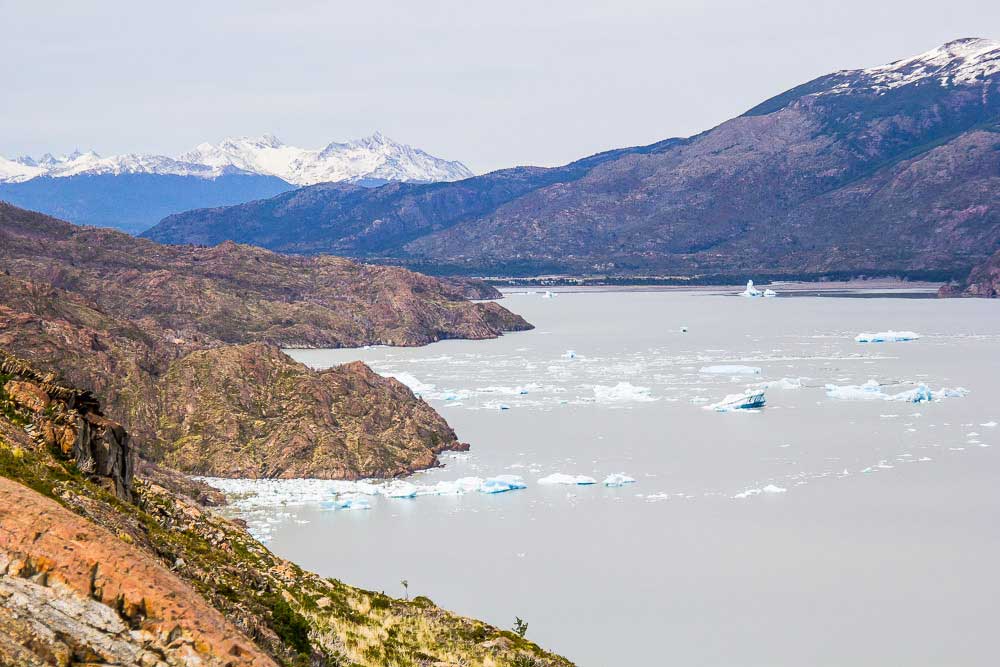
216,288 -> 999,666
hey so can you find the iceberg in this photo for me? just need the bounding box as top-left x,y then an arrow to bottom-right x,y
753,377 -> 804,390
699,365 -> 762,375
592,382 -> 656,403
825,380 -> 968,403
706,390 -> 767,412
740,280 -> 762,297
602,473 -> 637,487
854,330 -> 921,343
383,481 -> 419,498
761,484 -> 787,494
562,350 -> 577,359
538,473 -> 598,485
323,495 -> 371,510
541,290 -> 556,299
763,288 -> 778,297
480,475 -> 527,494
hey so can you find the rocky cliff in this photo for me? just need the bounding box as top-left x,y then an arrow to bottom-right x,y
939,249 -> 1000,297
155,343 -> 467,478
0,355 -> 574,666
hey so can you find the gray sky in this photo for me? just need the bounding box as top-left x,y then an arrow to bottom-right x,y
3,0 -> 999,173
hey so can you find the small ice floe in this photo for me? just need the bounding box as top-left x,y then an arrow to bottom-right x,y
323,495 -> 371,511
602,473 -> 637,487
981,421 -> 998,428
762,484 -> 787,493
591,382 -> 656,403
541,290 -> 556,299
699,365 -> 762,375
854,331 -> 921,343
562,350 -> 577,359
706,390 -> 767,412
740,280 -> 762,297
753,377 -> 804,390
538,473 -> 597,485
763,288 -> 778,297
680,326 -> 689,333
480,475 -> 527,494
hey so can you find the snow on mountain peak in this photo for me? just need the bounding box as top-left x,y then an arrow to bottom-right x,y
830,37 -> 1000,94
3,134 -> 474,185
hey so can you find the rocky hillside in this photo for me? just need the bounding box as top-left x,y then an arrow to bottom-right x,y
0,202 -> 529,478
145,38 -> 1000,279
0,351 -> 573,666
155,343 -> 467,479
939,249 -> 1000,297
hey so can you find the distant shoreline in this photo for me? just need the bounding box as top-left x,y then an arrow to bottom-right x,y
498,278 -> 942,294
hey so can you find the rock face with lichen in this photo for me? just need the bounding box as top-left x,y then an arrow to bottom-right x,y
939,249 -> 1000,297
0,349 -> 135,500
0,353 -> 575,667
155,343 -> 467,478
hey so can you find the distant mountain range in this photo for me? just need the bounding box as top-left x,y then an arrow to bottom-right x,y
146,38 -> 1000,279
0,133 -> 472,233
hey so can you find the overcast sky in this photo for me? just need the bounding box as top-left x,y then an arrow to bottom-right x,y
3,0 -> 999,173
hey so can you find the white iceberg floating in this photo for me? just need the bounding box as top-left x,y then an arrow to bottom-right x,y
602,473 -> 637,487
740,280 -> 762,297
699,365 -> 762,375
981,421 -> 998,428
323,495 -> 371,511
480,475 -> 527,494
762,484 -> 787,494
538,473 -> 598,486
763,288 -> 778,297
591,382 -> 656,403
706,390 -> 767,412
562,349 -> 577,359
541,290 -> 556,299
854,330 -> 921,343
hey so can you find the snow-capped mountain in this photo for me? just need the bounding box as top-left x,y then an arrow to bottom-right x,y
0,133 -> 474,185
179,132 -> 473,185
823,37 -> 1000,95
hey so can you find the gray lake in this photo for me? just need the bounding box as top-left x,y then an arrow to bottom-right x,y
217,288 -> 1000,666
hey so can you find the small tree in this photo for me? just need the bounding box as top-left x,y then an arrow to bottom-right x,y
400,579 -> 409,600
513,616 -> 528,638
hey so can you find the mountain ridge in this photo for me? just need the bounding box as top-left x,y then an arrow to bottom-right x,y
145,38 -> 1000,280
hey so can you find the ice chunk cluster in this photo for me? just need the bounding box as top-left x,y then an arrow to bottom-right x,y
825,380 -> 969,403
739,280 -> 777,297
854,331 -> 921,343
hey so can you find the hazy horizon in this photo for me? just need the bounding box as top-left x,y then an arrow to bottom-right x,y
3,0 -> 999,173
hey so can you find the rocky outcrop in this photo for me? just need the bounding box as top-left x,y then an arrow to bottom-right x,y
0,365 -> 575,667
0,204 -> 532,481
155,343 -> 468,478
1,349 -> 135,500
0,477 -> 275,667
0,202 -> 531,348
939,249 -> 1000,297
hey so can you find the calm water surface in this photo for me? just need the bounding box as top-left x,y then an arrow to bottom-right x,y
236,289 -> 998,666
